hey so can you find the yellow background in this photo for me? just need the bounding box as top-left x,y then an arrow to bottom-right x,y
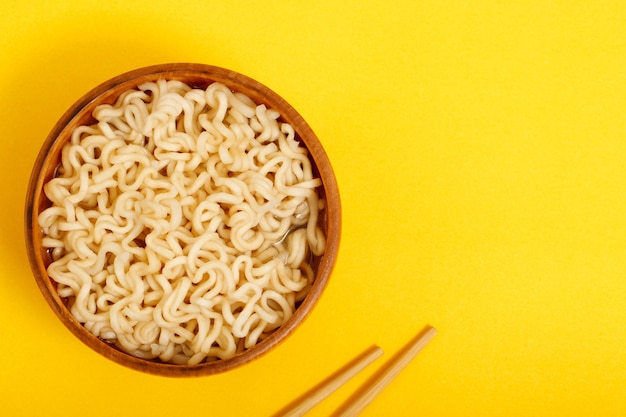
2,1 -> 626,415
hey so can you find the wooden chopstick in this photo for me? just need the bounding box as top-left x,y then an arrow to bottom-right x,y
273,345 -> 384,417
331,326 -> 438,417
274,325 -> 437,417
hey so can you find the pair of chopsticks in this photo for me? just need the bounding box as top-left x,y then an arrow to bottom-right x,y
274,325 -> 437,417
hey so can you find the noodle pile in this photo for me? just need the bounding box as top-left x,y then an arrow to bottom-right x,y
38,79 -> 326,365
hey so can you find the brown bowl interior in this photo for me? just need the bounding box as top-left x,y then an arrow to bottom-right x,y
25,63 -> 341,376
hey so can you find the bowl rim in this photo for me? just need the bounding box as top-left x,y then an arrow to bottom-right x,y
24,63 -> 341,377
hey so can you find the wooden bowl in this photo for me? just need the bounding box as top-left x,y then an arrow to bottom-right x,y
24,63 -> 341,376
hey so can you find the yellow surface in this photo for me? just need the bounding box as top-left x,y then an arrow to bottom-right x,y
2,1 -> 626,415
